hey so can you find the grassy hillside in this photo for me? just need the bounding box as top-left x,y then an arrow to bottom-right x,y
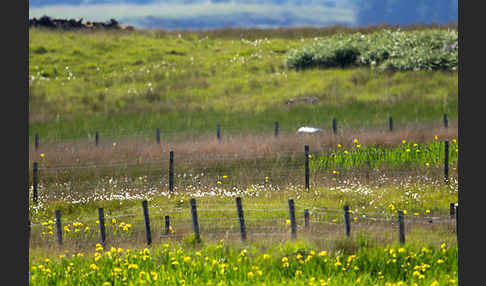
29,27 -> 457,142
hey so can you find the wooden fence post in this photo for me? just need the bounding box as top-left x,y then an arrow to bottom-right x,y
275,121 -> 279,137
455,204 -> 459,242
236,197 -> 247,242
305,145 -> 310,190
443,114 -> 449,128
444,141 -> 449,184
165,215 -> 170,235
398,210 -> 405,245
55,210 -> 62,246
332,118 -> 337,134
35,133 -> 39,150
343,205 -> 350,237
169,151 -> 174,192
156,128 -> 160,144
98,208 -> 106,249
33,162 -> 38,204
95,131 -> 99,146
217,124 -> 221,141
142,200 -> 152,246
389,117 -> 393,132
288,199 -> 297,240
304,209 -> 309,229
190,199 -> 201,243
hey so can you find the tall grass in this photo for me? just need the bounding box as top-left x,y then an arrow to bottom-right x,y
311,139 -> 458,170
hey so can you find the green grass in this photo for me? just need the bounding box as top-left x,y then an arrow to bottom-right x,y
311,139 -> 458,170
29,239 -> 457,285
29,28 -> 457,142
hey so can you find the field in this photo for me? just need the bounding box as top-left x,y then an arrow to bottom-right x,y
29,25 -> 458,285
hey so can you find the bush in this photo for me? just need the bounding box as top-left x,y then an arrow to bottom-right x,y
286,29 -> 458,72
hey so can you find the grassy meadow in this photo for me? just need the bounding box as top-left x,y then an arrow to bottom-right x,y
29,25 -> 458,285
29,26 -> 457,142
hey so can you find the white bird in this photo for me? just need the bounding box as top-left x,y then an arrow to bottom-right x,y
296,126 -> 323,134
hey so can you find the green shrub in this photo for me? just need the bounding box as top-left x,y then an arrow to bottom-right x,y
287,29 -> 458,71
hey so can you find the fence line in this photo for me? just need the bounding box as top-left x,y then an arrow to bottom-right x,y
29,115 -> 456,145
30,198 -> 458,250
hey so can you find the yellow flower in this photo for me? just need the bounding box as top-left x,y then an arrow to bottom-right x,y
217,181 -> 222,185
263,254 -> 270,259
89,264 -> 99,271
344,150 -> 349,155
337,144 -> 342,148
151,272 -> 158,281
285,219 -> 291,225
356,144 -> 361,148
434,135 -> 438,140
437,259 -> 445,264
40,153 -> 45,158
128,264 -> 139,269
111,218 -> 116,224
402,140 -> 406,144
184,256 -> 191,263
406,148 -> 411,152
353,139 -> 359,144
425,209 -> 431,214
295,270 -> 303,276
222,175 -> 228,179
403,210 -> 407,215
103,282 -> 111,286
247,272 -> 254,278
414,212 -> 419,216
452,139 -> 457,143
318,251 -> 327,257
281,257 -> 288,263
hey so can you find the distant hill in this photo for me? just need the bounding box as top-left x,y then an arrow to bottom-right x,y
29,0 -> 458,29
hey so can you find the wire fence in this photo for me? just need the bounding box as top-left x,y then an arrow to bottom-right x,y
29,115 -> 456,145
28,197 -> 458,251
